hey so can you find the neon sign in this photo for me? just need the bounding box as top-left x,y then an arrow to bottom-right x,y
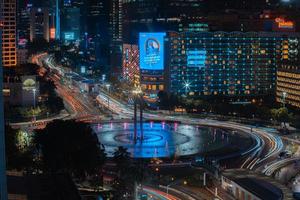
50,28 -> 56,39
275,18 -> 294,29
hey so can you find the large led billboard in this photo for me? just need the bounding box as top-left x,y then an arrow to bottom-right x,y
139,32 -> 166,70
63,32 -> 75,41
187,50 -> 207,68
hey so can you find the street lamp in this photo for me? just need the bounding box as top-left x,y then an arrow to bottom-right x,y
106,84 -> 111,111
282,92 -> 287,108
32,88 -> 37,109
32,88 -> 37,121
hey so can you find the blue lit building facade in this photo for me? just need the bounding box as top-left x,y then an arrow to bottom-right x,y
166,32 -> 300,101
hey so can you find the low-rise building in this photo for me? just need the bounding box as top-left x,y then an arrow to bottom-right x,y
221,169 -> 293,200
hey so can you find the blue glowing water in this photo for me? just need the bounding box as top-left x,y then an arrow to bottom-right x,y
92,122 -> 252,158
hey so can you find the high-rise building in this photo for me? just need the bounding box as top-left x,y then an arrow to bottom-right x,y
139,32 -> 166,97
88,0 -> 110,72
122,0 -> 207,43
122,44 -> 140,86
1,0 -> 17,68
16,1 -> 31,45
109,0 -> 123,74
55,0 -> 61,40
30,7 -> 50,42
0,23 -> 8,200
110,0 -> 122,45
276,38 -> 300,108
61,7 -> 80,41
86,0 -> 109,38
166,31 -> 300,101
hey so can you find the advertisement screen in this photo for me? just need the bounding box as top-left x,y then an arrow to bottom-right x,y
139,32 -> 166,70
64,32 -> 75,40
187,50 -> 207,68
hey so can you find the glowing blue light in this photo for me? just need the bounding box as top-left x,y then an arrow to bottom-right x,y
139,32 -> 166,70
187,50 -> 207,68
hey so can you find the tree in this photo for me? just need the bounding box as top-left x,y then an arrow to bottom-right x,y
112,147 -> 132,199
271,107 -> 293,126
5,125 -> 33,170
46,96 -> 64,113
40,79 -> 57,96
113,146 -> 131,174
112,147 -> 153,200
34,120 -> 106,178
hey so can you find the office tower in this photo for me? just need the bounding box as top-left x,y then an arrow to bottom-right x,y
1,0 -> 17,68
0,24 -> 8,200
16,0 -> 31,44
276,38 -> 300,108
89,0 -> 109,70
55,0 -> 60,40
166,31 -> 300,101
86,0 -> 109,38
30,7 -> 50,42
109,0 -> 123,74
61,7 -> 80,41
122,0 -> 206,43
110,0 -> 122,45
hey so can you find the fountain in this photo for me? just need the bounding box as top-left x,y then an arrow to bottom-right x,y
92,122 -> 255,159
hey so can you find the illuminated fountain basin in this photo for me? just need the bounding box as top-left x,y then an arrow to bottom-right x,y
92,122 -> 253,158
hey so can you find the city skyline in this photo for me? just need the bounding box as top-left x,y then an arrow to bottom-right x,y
1,0 -> 300,199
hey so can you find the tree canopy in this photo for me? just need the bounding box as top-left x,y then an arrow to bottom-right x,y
34,120 -> 106,178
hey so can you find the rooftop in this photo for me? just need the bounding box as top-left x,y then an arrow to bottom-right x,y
222,169 -> 293,200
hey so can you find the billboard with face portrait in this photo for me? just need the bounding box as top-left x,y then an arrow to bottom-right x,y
139,32 -> 166,70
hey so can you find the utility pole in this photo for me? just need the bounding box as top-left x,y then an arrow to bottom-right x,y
139,94 -> 144,141
134,96 -> 137,143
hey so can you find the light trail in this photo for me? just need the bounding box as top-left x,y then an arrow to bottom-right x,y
36,53 -> 289,177
141,186 -> 181,200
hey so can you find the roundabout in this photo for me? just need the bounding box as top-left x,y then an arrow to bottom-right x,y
92,121 -> 255,158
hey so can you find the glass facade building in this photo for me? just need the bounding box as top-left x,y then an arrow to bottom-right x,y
276,38 -> 300,108
61,7 -> 80,41
122,44 -> 140,87
167,31 -> 300,100
1,0 -> 17,67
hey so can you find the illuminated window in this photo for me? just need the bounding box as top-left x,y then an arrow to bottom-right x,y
159,85 -> 164,90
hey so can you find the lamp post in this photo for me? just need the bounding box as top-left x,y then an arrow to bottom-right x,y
32,88 -> 37,109
106,84 -> 111,112
166,179 -> 187,196
32,88 -> 37,121
282,92 -> 287,108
